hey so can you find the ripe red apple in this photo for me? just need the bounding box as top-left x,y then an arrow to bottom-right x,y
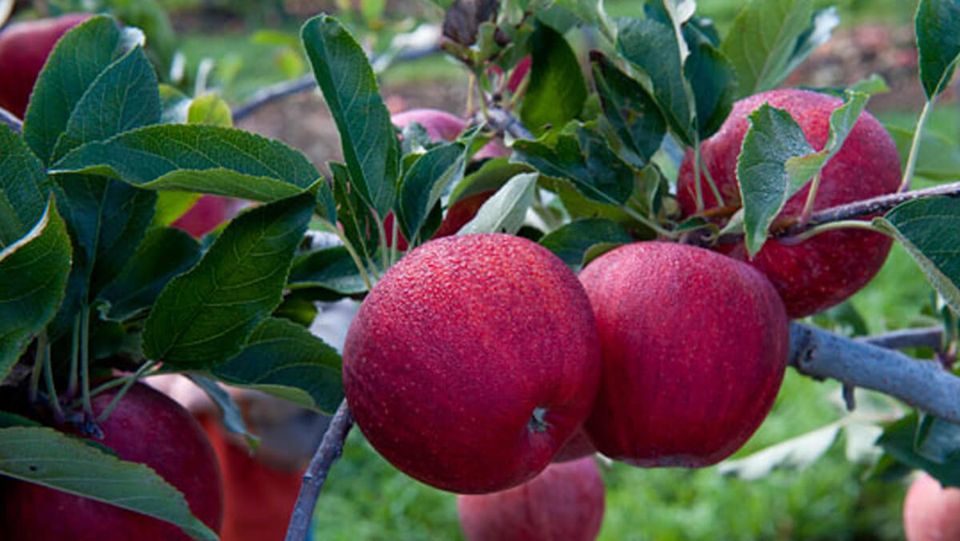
457,456 -> 604,541
391,108 -> 509,160
579,241 -> 788,467
553,427 -> 596,463
172,195 -> 241,238
903,473 -> 960,541
1,383 -> 224,540
677,88 -> 901,318
343,234 -> 601,493
0,13 -> 92,118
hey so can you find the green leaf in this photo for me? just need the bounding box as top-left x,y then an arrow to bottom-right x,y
302,15 -> 400,218
513,127 -> 635,206
684,28 -> 739,139
98,227 -> 202,321
538,218 -> 632,271
288,245 -> 369,296
874,197 -> 960,316
617,16 -> 693,144
449,159 -> 530,205
590,52 -> 666,168
736,104 -> 814,257
0,124 -> 50,247
458,173 -> 538,235
186,373 -> 259,448
0,197 -> 71,380
51,46 -> 161,162
721,0 -> 813,97
520,22 -> 587,134
783,7 -> 840,76
187,94 -> 234,127
23,16 -> 124,164
152,192 -> 203,228
0,426 -> 217,540
143,193 -> 315,368
879,412 -> 960,487
213,317 -> 343,413
784,91 -> 869,189
887,125 -> 960,182
331,163 -> 380,267
916,0 -> 960,99
51,125 -> 322,202
397,143 -> 466,244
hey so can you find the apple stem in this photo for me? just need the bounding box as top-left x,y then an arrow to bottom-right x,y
898,99 -> 935,193
790,323 -> 960,424
94,361 -> 157,424
285,399 -> 354,541
692,140 -> 705,212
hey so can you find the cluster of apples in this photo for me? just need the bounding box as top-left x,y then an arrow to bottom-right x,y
347,89 -> 902,539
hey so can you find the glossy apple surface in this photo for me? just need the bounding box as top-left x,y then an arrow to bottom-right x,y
676,88 -> 901,317
344,234 -> 601,493
580,241 -> 788,467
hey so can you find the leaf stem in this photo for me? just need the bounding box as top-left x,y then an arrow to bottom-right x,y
899,99 -> 934,192
67,312 -> 81,397
28,334 -> 47,403
692,139 -> 704,212
798,172 -> 823,225
779,219 -> 885,244
333,228 -> 374,291
79,306 -> 93,418
95,361 -> 157,423
42,335 -> 63,419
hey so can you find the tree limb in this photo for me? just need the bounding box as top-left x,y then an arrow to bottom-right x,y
0,107 -> 21,134
284,399 -> 353,541
858,326 -> 944,350
789,323 -> 960,423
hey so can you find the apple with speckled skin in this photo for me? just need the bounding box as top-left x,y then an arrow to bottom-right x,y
677,88 -> 901,318
172,195 -> 241,239
457,456 -> 604,541
343,234 -> 601,493
0,14 -> 92,118
579,241 -> 788,467
553,428 -> 596,463
0,383 -> 223,540
903,473 -> 960,541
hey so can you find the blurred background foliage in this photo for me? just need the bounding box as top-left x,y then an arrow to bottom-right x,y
6,0 -> 954,538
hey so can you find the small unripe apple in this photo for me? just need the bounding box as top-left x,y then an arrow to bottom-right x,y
1,383 -> 223,540
903,473 -> 960,541
343,234 -> 601,493
0,13 -> 92,118
457,456 -> 604,541
579,241 -> 788,467
677,88 -> 901,318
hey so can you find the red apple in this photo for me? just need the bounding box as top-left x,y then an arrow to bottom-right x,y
457,456 -> 604,541
343,234 -> 601,493
1,383 -> 224,540
676,88 -> 901,318
903,473 -> 960,541
0,13 -> 92,118
579,241 -> 788,467
553,427 -> 596,463
391,108 -> 509,160
171,195 -> 241,238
